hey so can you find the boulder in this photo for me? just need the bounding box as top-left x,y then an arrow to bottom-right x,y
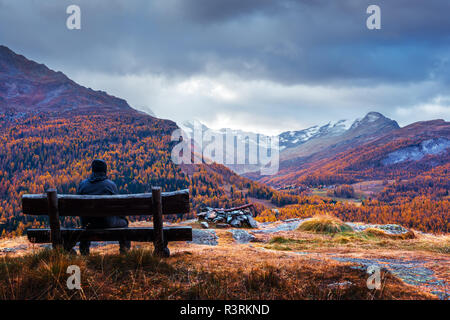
229,218 -> 242,227
190,229 -> 219,246
197,211 -> 208,218
200,221 -> 209,229
229,229 -> 256,244
207,212 -> 217,219
247,216 -> 258,228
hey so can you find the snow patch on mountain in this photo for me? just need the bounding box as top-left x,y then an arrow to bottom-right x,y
381,138 -> 450,166
279,119 -> 352,149
279,125 -> 320,148
367,113 -> 381,122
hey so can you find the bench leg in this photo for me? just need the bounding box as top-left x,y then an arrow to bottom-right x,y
79,240 -> 90,256
47,189 -> 62,249
63,240 -> 77,255
119,240 -> 131,254
154,239 -> 170,257
151,187 -> 170,257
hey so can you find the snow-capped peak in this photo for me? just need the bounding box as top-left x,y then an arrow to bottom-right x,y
350,112 -> 394,129
367,112 -> 381,122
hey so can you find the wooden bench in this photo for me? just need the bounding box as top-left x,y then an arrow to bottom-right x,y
21,187 -> 192,257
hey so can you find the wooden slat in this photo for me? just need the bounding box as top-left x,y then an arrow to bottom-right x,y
151,187 -> 167,256
46,189 -> 62,248
22,189 -> 189,216
27,226 -> 192,243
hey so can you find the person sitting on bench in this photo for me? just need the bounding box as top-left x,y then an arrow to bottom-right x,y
77,159 -> 131,255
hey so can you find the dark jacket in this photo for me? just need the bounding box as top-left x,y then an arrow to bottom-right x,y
77,173 -> 128,229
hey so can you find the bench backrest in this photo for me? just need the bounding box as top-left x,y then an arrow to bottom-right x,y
22,189 -> 190,217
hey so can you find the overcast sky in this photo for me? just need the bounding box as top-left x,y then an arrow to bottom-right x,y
1,0 -> 450,134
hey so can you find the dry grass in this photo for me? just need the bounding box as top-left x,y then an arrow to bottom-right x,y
298,215 -> 353,234
0,247 -> 183,300
0,243 -> 436,300
263,231 -> 449,254
364,228 -> 416,240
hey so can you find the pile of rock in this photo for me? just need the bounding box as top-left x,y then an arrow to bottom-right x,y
197,204 -> 258,228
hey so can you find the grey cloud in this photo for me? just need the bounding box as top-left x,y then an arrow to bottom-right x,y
167,0 -> 285,23
0,0 -> 449,132
1,0 -> 450,85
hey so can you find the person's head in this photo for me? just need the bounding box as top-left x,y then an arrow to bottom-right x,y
91,159 -> 107,175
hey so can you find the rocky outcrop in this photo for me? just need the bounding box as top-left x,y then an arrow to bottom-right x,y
189,229 -> 219,246
332,256 -> 449,300
197,204 -> 258,228
346,223 -> 412,235
229,229 -> 256,244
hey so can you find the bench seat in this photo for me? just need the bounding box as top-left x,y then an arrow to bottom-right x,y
27,226 -> 192,243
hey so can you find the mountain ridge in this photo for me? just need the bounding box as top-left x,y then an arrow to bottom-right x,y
0,45 -> 138,116
259,118 -> 450,187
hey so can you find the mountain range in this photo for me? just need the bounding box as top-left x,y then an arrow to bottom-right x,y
1,44 -> 449,189
263,118 -> 449,187
180,112 -> 449,188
